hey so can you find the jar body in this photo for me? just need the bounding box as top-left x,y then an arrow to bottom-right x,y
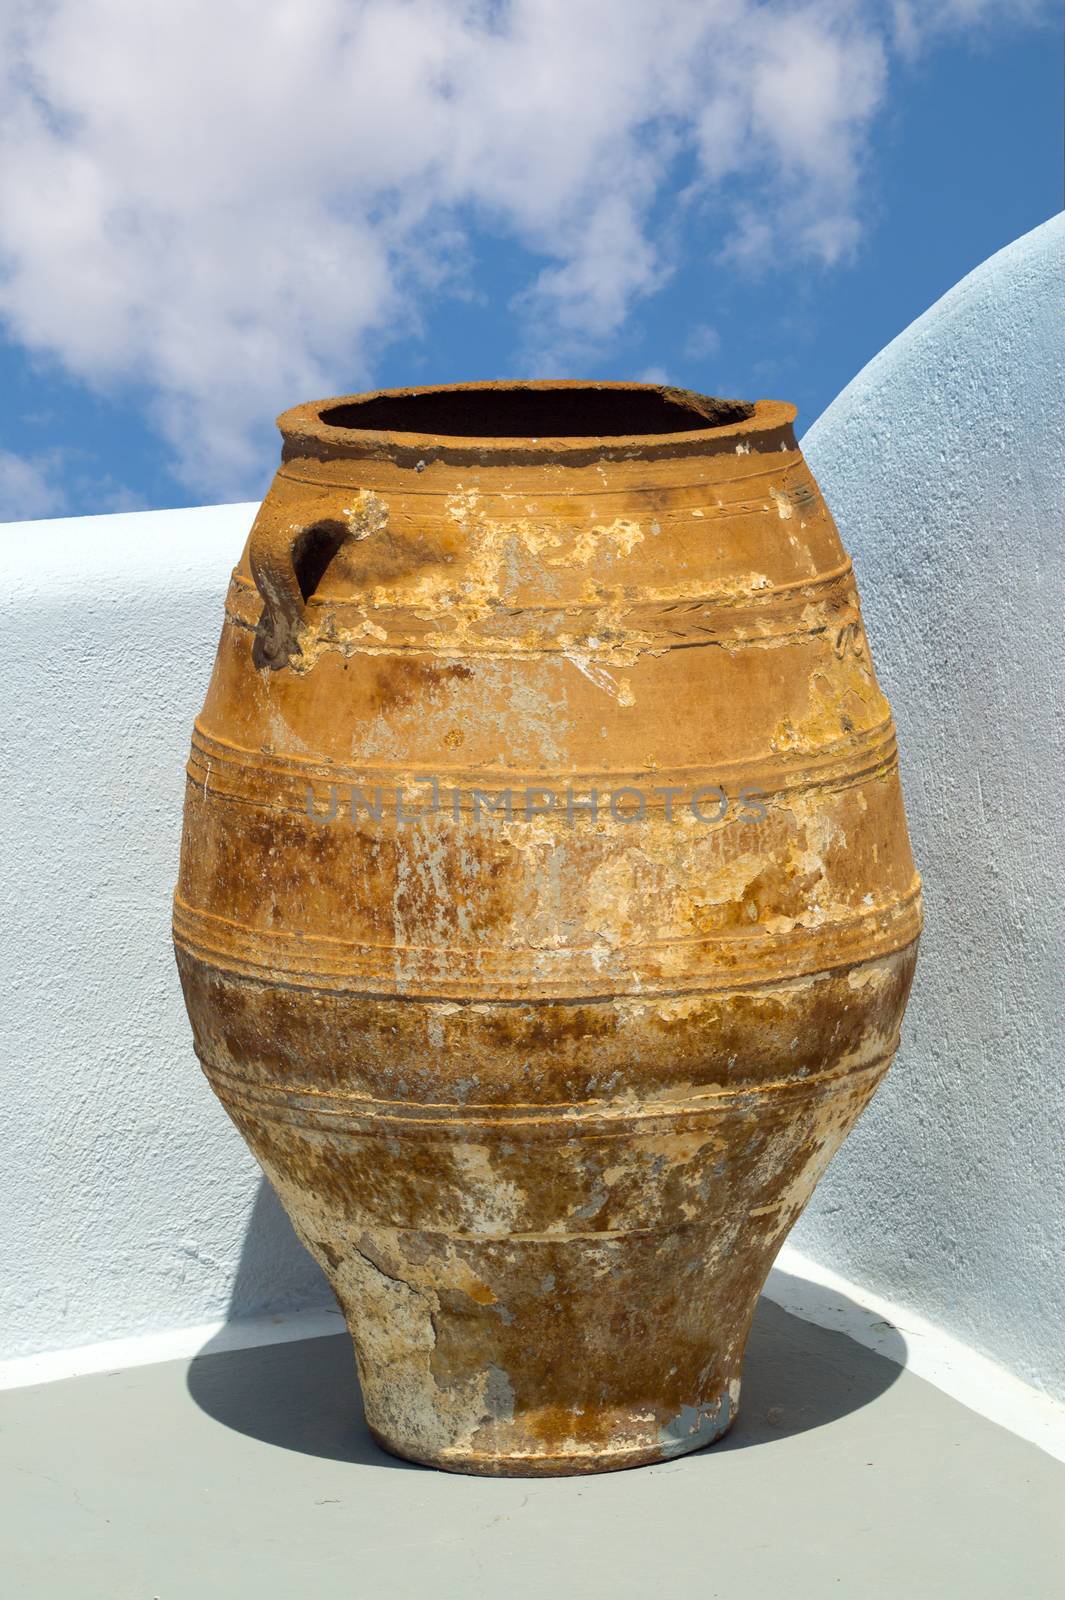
174,387 -> 921,1474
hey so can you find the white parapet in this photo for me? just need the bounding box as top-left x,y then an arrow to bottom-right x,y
0,501 -> 336,1363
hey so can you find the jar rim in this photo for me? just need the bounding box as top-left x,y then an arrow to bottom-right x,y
277,381 -> 798,468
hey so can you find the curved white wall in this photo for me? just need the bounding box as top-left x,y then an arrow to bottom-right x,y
1,219 -> 1061,1398
0,506 -> 334,1361
797,213 -> 1065,1399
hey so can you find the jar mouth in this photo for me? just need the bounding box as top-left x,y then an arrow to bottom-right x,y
320,382 -> 753,438
278,381 -> 797,467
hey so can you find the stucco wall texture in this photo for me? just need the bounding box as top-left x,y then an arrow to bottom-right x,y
797,213 -> 1065,1399
1,216 -> 1061,1394
1,507 -> 335,1359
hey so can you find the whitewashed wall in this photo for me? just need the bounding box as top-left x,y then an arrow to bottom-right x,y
0,505 -> 334,1359
796,214 -> 1064,1399
1,217 -> 1061,1395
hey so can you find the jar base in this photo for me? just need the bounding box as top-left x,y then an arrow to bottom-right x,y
367,1401 -> 738,1477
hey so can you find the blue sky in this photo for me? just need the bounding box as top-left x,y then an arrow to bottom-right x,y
0,0 -> 1061,521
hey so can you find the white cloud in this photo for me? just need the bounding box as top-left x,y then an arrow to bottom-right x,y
892,0 -> 1049,56
0,0 -> 1054,496
684,324 -> 722,360
0,445 -> 147,520
0,449 -> 67,521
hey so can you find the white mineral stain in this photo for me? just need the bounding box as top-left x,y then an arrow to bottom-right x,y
770,486 -> 794,520
565,653 -> 626,701
557,517 -> 645,567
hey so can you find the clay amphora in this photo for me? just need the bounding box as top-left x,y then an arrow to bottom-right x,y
174,382 -> 921,1474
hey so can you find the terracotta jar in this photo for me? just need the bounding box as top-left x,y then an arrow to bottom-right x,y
174,382 -> 921,1475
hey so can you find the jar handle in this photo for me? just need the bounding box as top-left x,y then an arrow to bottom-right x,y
248,491 -> 388,667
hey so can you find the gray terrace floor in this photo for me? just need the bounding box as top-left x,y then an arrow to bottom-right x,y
3,1297 -> 1062,1600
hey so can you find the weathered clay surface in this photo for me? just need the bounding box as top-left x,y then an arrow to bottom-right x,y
174,381 -> 921,1474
